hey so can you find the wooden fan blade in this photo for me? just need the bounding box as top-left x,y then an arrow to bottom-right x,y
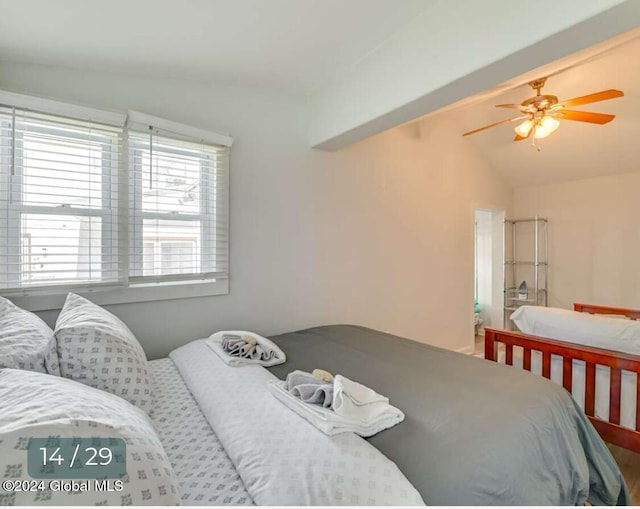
556,89 -> 623,109
496,104 -> 529,112
555,109 -> 615,124
462,116 -> 526,136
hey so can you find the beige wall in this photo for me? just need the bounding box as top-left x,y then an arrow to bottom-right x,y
0,62 -> 512,357
513,171 -> 640,310
312,118 -> 513,352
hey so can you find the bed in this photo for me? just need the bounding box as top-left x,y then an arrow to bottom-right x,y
0,293 -> 631,505
484,303 -> 640,455
266,325 -> 628,505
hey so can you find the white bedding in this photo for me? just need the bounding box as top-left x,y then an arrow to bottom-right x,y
148,359 -> 252,505
507,305 -> 639,429
511,305 -> 640,354
0,296 -> 59,375
169,339 -> 424,506
0,369 -> 181,506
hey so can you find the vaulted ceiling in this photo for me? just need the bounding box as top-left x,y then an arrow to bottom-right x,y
452,36 -> 640,187
0,0 -> 429,94
0,0 -> 638,188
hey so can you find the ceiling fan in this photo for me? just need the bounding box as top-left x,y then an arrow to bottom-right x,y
462,77 -> 624,144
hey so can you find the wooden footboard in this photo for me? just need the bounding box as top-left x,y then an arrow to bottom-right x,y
484,327 -> 640,453
574,302 -> 640,320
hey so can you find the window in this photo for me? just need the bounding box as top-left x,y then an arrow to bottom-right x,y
0,93 -> 231,304
128,130 -> 229,283
0,107 -> 121,290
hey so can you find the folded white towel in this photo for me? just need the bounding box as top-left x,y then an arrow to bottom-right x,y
207,330 -> 286,367
332,374 -> 391,422
268,380 -> 404,437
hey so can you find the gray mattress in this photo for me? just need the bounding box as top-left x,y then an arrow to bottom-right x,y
267,325 -> 629,506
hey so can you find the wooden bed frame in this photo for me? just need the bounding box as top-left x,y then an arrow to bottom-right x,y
485,303 -> 640,453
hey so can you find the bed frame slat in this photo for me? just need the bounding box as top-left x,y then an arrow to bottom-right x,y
523,347 -> 532,371
585,362 -> 596,417
609,368 -> 622,425
542,352 -> 551,379
562,357 -> 573,393
637,374 -> 640,431
485,302 -> 640,454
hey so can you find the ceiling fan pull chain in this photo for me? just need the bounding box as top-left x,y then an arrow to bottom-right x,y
532,134 -> 542,152
531,121 -> 541,151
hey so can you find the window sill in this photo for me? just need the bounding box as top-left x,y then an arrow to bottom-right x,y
3,279 -> 229,312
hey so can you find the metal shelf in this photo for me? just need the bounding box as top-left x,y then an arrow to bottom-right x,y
505,288 -> 547,293
504,261 -> 548,266
505,218 -> 548,224
504,303 -> 540,311
503,216 -> 548,330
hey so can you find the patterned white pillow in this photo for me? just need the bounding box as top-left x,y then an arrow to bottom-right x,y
55,293 -> 153,414
0,368 -> 181,506
0,296 -> 59,375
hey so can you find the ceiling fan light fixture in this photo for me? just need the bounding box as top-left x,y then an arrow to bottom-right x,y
462,78 -> 623,141
514,119 -> 533,137
533,116 -> 560,139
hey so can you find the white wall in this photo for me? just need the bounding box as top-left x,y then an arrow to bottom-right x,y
0,62 -> 512,357
513,171 -> 640,310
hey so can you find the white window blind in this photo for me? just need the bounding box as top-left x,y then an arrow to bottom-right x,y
0,94 -> 232,300
0,106 -> 122,291
127,126 -> 229,284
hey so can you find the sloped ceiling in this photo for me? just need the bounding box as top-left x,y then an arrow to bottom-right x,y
0,0 -> 429,94
452,36 -> 640,188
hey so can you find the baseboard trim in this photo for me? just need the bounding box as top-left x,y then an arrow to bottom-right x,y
456,345 -> 475,355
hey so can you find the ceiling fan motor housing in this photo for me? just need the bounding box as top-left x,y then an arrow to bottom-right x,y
521,94 -> 559,111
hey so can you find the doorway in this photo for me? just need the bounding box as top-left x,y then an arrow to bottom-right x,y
474,208 -> 505,354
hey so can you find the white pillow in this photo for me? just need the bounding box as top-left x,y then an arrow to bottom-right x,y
511,305 -> 640,355
0,296 -> 59,375
0,368 -> 180,506
55,293 -> 153,414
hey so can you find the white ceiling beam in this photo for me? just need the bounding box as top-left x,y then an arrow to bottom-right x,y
309,0 -> 640,151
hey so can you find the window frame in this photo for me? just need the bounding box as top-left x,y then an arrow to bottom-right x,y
5,120 -> 119,289
0,92 -> 232,311
128,135 -> 217,283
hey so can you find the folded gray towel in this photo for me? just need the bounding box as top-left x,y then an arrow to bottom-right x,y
222,334 -> 276,361
284,370 -> 334,408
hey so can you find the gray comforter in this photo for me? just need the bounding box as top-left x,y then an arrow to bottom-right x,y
268,325 -> 629,505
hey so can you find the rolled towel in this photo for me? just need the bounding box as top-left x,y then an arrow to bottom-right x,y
221,333 -> 277,361
332,375 -> 392,422
269,380 -> 404,437
208,330 -> 286,367
221,334 -> 245,355
284,370 -> 333,408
